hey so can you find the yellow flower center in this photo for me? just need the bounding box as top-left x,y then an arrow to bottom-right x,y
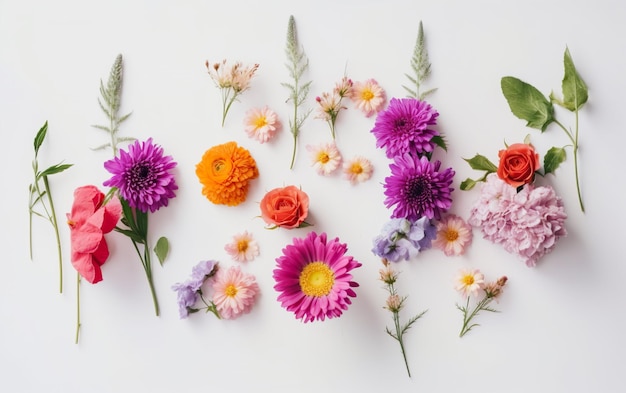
237,240 -> 249,252
254,116 -> 268,128
350,163 -> 363,174
361,89 -> 374,101
299,262 -> 335,297
462,275 -> 475,286
317,152 -> 330,164
225,284 -> 238,297
445,229 -> 459,242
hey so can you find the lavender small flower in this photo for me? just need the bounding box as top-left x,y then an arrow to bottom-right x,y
103,138 -> 178,213
171,282 -> 199,319
372,217 -> 436,262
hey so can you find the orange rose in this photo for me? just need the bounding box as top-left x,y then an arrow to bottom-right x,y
497,143 -> 540,188
260,186 -> 309,229
196,141 -> 259,206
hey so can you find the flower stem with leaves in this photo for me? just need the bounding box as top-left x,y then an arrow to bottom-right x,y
282,15 -> 312,170
92,54 -> 134,156
28,121 -> 72,293
379,259 -> 427,378
501,47 -> 587,212
457,276 -> 508,337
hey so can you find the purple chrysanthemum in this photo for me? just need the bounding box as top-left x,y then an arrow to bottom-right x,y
370,97 -> 439,159
384,154 -> 455,221
103,138 -> 178,213
273,231 -> 361,323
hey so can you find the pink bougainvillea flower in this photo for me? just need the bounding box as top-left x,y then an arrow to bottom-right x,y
306,141 -> 342,175
351,78 -> 386,117
211,265 -> 260,319
66,185 -> 122,284
455,268 -> 485,298
243,106 -> 281,143
273,231 -> 361,323
433,214 -> 473,256
343,156 -> 374,184
224,231 -> 260,262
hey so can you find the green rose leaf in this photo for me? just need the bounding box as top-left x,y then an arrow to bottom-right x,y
560,47 -> 588,111
501,76 -> 555,131
154,236 -> 169,266
464,154 -> 498,172
460,178 -> 478,191
543,146 -> 567,175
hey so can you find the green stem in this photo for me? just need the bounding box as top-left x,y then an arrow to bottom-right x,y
43,175 -> 63,293
393,310 -> 411,378
75,273 -> 81,344
289,131 -> 297,169
554,118 -> 585,213
131,239 -> 159,316
459,296 -> 492,337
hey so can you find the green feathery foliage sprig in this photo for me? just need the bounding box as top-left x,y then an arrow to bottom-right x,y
281,15 -> 312,170
92,54 -> 134,156
403,21 -> 436,100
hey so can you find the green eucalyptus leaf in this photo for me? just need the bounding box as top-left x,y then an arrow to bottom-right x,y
38,163 -> 73,177
543,146 -> 567,175
154,237 -> 169,266
464,154 -> 498,172
561,47 -> 588,111
501,76 -> 554,131
34,121 -> 48,155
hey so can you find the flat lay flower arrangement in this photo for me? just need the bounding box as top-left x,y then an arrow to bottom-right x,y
24,15 -> 589,378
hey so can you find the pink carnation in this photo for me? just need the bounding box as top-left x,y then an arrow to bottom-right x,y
468,173 -> 567,267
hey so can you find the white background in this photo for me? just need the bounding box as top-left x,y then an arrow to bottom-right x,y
1,0 -> 624,392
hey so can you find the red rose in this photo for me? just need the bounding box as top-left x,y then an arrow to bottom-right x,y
497,143 -> 540,188
260,185 -> 309,229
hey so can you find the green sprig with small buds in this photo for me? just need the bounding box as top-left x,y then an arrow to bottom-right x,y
500,47 -> 588,212
281,15 -> 312,170
28,121 -> 72,293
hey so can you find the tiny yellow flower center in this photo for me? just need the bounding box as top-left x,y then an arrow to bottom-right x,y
350,163 -> 363,174
299,261 -> 335,297
237,240 -> 249,252
462,275 -> 475,286
317,152 -> 330,164
225,284 -> 238,297
445,229 -> 459,242
361,89 -> 375,101
254,115 -> 268,129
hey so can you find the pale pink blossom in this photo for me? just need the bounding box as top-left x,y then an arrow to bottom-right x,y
211,265 -> 260,320
244,106 -> 281,143
432,214 -> 473,256
306,141 -> 342,175
343,156 -> 374,184
351,78 -> 386,117
455,268 -> 485,298
224,231 -> 260,262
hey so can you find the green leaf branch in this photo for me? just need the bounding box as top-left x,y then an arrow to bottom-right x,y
28,121 -> 73,293
501,47 -> 588,212
282,15 -> 312,170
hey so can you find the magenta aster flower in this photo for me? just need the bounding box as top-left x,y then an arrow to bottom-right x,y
103,138 -> 178,213
384,154 -> 454,221
273,231 -> 361,323
371,97 -> 439,159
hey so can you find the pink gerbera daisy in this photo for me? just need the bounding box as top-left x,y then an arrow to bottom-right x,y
351,78 -> 386,117
343,156 -> 374,184
433,214 -> 473,256
243,106 -> 281,143
224,231 -> 260,262
273,231 -> 361,322
211,265 -> 260,319
306,141 -> 342,175
455,268 -> 485,298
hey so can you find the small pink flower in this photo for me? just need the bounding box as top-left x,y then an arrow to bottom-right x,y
351,78 -> 386,117
433,214 -> 473,256
211,265 -> 260,320
306,141 -> 342,175
66,186 -> 122,284
224,231 -> 259,262
455,268 -> 485,298
343,156 -> 374,184
243,106 -> 281,143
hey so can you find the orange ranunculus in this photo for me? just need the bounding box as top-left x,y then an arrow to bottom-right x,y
497,143 -> 540,188
196,141 -> 259,206
259,185 -> 309,229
